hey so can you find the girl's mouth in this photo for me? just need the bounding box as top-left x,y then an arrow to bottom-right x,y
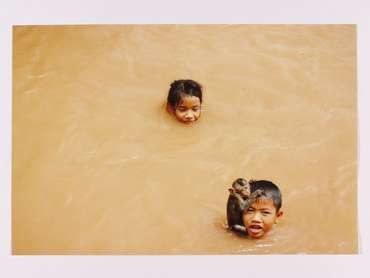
183,119 -> 196,124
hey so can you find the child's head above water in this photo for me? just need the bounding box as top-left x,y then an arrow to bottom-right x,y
242,180 -> 283,239
166,79 -> 202,124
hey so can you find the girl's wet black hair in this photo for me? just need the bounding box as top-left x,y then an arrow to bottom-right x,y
249,180 -> 282,211
167,79 -> 202,109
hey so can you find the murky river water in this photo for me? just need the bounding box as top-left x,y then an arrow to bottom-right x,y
12,25 -> 357,254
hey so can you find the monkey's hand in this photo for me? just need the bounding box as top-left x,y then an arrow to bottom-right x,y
228,188 -> 235,194
250,189 -> 264,199
233,225 -> 247,233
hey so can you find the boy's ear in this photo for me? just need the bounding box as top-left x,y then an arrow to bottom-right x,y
275,210 -> 283,223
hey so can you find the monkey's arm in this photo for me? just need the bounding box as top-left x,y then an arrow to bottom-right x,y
243,189 -> 264,210
249,189 -> 263,200
231,192 -> 248,210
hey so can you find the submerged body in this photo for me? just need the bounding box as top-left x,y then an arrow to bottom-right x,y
227,194 -> 246,234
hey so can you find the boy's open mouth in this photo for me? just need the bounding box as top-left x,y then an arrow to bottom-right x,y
248,224 -> 263,234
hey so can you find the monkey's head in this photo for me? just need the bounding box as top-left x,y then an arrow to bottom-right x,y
232,178 -> 251,197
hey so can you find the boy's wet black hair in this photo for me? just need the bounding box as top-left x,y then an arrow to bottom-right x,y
249,180 -> 282,211
167,79 -> 202,109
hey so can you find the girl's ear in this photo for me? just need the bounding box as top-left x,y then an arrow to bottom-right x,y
166,103 -> 174,114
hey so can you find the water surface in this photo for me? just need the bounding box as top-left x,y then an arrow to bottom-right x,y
12,25 -> 357,254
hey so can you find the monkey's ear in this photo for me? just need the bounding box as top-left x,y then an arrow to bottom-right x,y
235,178 -> 246,184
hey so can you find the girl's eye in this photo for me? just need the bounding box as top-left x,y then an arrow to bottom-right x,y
192,107 -> 199,112
178,107 -> 187,112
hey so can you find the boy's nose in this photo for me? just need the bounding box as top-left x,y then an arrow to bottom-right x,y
251,212 -> 262,222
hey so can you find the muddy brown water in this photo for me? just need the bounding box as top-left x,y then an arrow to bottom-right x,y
12,25 -> 357,254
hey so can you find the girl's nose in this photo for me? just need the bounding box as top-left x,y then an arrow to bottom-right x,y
185,112 -> 194,120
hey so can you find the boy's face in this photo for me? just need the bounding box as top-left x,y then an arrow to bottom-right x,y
242,198 -> 283,239
174,95 -> 201,124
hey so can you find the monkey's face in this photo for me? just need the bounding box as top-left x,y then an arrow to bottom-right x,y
239,185 -> 250,197
232,178 -> 250,197
234,184 -> 250,197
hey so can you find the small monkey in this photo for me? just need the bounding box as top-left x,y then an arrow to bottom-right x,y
226,178 -> 263,234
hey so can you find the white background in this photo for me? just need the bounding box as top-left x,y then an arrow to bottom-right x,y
1,0 -> 369,277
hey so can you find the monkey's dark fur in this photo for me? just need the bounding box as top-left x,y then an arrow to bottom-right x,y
226,178 -> 263,234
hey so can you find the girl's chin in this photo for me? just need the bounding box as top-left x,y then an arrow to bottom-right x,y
178,119 -> 198,124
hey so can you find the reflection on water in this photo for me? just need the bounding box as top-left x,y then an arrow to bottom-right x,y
12,25 -> 357,254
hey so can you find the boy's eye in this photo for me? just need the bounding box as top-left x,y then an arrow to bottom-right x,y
192,107 -> 199,112
262,211 -> 271,215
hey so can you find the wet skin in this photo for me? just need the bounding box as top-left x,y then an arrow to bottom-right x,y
174,95 -> 201,124
242,198 -> 283,239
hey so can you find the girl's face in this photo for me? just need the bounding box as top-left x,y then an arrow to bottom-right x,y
174,95 -> 201,124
